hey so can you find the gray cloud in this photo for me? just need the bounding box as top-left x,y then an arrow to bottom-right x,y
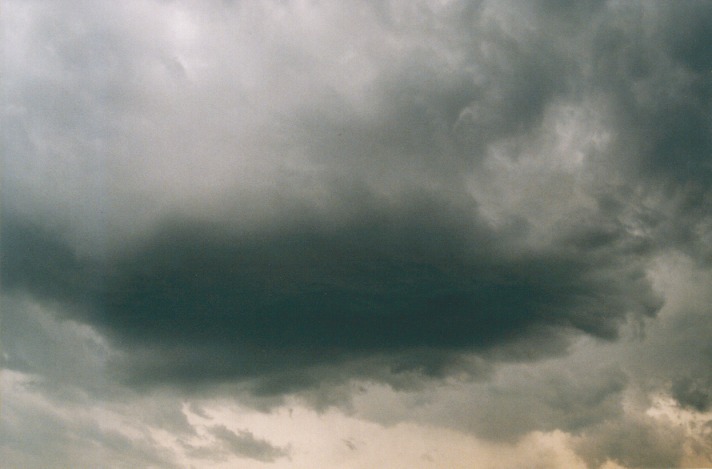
1,187 -> 662,391
345,252 -> 712,465
2,0 -> 704,398
3,0 -> 712,467
349,351 -> 630,444
208,425 -> 290,463
574,413 -> 686,469
0,377 -> 181,469
0,291 -> 118,408
671,377 -> 712,413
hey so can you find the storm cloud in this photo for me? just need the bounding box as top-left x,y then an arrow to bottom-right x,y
2,0 -> 712,467
2,181 -> 662,389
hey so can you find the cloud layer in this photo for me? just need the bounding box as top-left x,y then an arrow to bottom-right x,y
2,0 -> 712,467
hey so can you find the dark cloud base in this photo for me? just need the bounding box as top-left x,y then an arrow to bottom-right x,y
1,190 -> 661,390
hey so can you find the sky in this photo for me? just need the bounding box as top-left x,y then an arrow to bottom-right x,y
1,0 -> 712,467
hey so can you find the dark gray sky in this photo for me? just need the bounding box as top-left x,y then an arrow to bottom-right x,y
2,1 -> 712,467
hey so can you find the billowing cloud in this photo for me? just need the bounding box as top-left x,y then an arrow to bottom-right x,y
2,0 -> 712,467
1,187 -> 662,391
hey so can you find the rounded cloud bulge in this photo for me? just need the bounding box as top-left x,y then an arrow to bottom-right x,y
3,0 -> 694,389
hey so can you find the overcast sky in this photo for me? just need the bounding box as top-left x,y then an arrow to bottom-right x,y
2,0 -> 712,467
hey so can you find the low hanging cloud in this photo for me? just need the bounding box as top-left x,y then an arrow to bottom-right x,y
2,185 -> 662,391
2,0 -> 712,467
